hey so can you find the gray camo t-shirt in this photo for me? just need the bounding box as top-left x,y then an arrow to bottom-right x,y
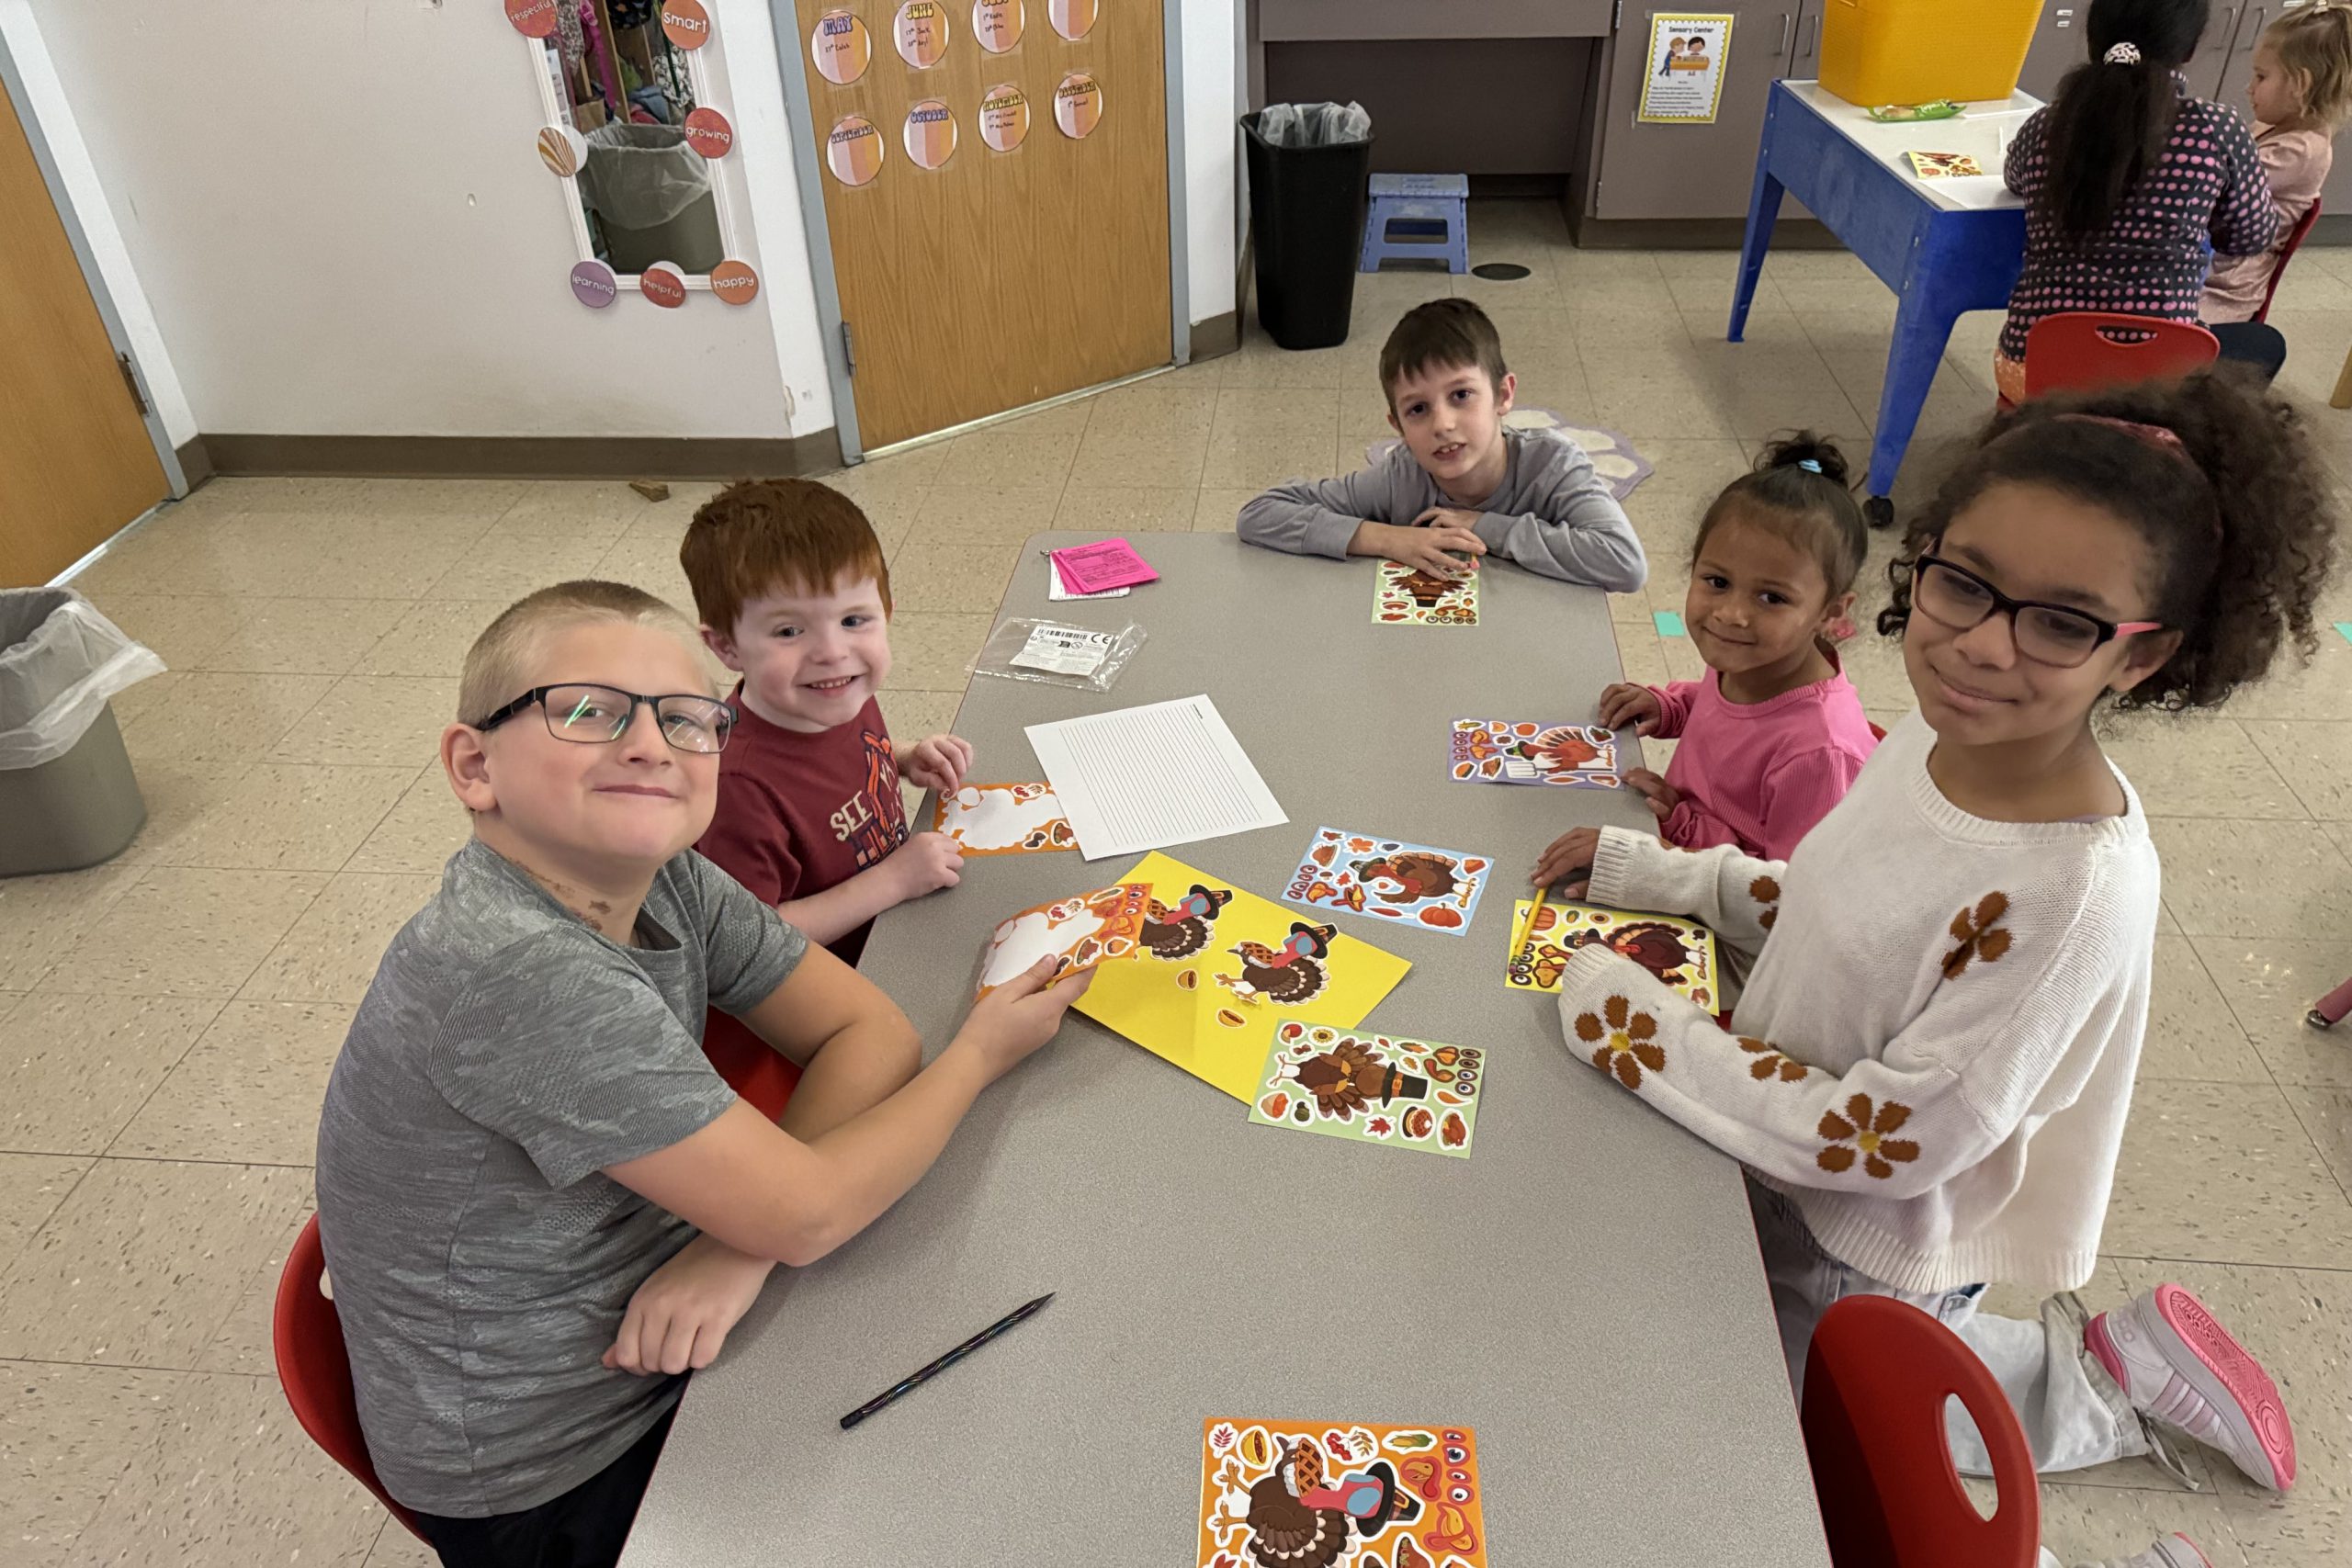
315,839 -> 805,1517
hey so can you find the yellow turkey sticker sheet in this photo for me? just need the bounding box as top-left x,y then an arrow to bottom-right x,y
1504,898 -> 1721,1011
1075,853 -> 1410,1102
1197,1418 -> 1488,1568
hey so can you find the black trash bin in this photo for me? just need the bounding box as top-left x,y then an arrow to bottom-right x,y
1242,107 -> 1374,351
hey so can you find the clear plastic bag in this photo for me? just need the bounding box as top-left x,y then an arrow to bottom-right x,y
1255,100 -> 1372,149
0,590 -> 166,770
967,619 -> 1145,692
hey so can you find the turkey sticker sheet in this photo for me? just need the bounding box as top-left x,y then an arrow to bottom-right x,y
1504,899 -> 1721,1012
1247,1024 -> 1483,1159
1448,718 -> 1621,787
1198,1418 -> 1488,1568
932,781 -> 1078,854
1374,559 -> 1479,626
1282,827 -> 1491,938
974,881 -> 1151,997
1074,852 -> 1410,1104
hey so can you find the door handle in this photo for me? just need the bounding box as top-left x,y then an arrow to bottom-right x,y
1777,12 -> 1792,56
1804,13 -> 1821,57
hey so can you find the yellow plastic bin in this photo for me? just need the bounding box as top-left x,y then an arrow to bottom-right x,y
1818,0 -> 2044,107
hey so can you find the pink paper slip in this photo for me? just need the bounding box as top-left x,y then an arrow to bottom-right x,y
1051,537 -> 1159,594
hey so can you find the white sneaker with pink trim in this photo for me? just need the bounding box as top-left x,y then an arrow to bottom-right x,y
2076,1532 -> 2213,1568
2085,1283 -> 2296,1490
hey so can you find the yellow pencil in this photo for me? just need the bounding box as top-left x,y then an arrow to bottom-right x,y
1513,885 -> 1551,968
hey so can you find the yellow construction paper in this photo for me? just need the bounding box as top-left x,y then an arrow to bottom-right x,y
1077,852 -> 1411,1101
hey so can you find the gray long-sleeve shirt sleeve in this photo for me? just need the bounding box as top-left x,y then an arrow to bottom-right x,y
1234,428 -> 1647,592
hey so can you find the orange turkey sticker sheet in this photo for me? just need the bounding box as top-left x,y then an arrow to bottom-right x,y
1248,1024 -> 1483,1159
932,781 -> 1079,854
1505,899 -> 1721,1011
1283,828 -> 1490,938
974,882 -> 1150,996
1197,1418 -> 1488,1568
1448,718 -> 1620,787
1374,558 -> 1479,626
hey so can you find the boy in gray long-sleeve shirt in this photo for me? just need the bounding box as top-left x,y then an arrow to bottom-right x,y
1237,299 -> 1647,594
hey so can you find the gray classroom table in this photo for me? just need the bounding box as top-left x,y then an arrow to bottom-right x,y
623,532 -> 1829,1567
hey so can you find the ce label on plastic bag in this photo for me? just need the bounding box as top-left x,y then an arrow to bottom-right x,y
1010,626 -> 1116,677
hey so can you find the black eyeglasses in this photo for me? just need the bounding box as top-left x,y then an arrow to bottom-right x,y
1911,554 -> 2163,670
470,684 -> 734,753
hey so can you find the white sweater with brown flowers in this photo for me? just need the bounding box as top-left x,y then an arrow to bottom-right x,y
1555,710 -> 2161,1293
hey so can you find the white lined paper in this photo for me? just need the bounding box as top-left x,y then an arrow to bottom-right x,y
1024,695 -> 1286,861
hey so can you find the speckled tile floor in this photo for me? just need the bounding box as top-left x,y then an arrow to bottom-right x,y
6,203 -> 2350,1564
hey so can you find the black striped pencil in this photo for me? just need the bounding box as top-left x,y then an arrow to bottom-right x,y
839,1293 -> 1055,1431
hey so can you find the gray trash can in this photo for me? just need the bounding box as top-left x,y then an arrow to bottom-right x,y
0,590 -> 164,876
576,124 -> 724,275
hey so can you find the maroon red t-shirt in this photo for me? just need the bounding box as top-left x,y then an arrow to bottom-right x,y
695,692 -> 909,1116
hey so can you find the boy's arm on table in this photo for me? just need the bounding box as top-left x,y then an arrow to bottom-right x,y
1475,439 -> 1646,592
1590,825 -> 1783,964
1236,464 -> 1405,558
1551,922 -> 2096,1197
604,951 -> 928,1375
609,962 -> 1083,1269
778,834 -> 961,945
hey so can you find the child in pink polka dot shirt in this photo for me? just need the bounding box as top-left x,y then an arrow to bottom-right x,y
1994,0 -> 2276,403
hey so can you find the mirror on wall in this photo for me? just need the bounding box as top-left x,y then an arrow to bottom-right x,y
521,0 -> 739,280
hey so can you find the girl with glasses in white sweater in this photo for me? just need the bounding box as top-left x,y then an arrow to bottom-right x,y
1532,369 -> 2336,1568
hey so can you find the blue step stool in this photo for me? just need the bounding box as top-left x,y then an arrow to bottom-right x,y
1360,174 -> 1469,274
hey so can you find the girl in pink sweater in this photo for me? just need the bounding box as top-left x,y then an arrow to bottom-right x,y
1597,434 -> 1880,862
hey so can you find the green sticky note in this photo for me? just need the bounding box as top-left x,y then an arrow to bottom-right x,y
1654,611 -> 1687,637
1246,1024 -> 1482,1159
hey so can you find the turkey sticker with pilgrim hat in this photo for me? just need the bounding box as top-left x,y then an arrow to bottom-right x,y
1199,1420 -> 1488,1568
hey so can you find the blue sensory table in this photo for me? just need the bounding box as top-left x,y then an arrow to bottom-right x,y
1732,81 -> 2041,525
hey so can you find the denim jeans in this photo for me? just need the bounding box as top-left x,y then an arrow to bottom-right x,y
1747,1179 -> 2147,1483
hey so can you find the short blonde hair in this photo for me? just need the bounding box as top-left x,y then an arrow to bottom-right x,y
2270,2 -> 2352,128
458,581 -> 709,725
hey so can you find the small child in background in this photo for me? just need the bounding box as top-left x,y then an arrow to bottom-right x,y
1594,434 -> 1878,862
1996,0 -> 2276,402
1237,299 -> 1647,593
2199,1 -> 2352,374
1532,369 -> 2336,1568
682,479 -> 974,1115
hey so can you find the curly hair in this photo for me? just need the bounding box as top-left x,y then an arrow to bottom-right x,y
1875,367 -> 2336,713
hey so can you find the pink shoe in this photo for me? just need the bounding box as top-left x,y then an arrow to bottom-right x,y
2086,1283 -> 2295,1490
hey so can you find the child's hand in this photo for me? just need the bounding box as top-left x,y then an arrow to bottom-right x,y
888,831 -> 965,899
956,956 -> 1096,1081
1623,769 -> 1681,826
1363,520 -> 1486,580
1532,826 -> 1602,899
900,733 -> 973,795
1599,682 -> 1663,736
603,1235 -> 774,1377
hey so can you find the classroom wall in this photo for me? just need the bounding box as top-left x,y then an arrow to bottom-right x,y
15,0 -> 1238,450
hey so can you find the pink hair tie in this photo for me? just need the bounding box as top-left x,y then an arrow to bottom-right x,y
2060,412 -> 2188,457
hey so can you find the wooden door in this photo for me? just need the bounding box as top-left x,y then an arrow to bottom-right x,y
795,0 -> 1170,449
0,79 -> 166,588
1592,5 -> 1791,220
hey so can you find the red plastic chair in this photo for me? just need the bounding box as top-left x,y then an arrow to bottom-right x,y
1802,1296 -> 2041,1568
273,1213 -> 429,1542
2254,198 -> 2321,325
2023,311 -> 2220,400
